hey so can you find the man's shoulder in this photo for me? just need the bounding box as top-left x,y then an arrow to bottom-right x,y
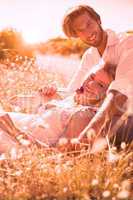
107,29 -> 133,48
118,33 -> 133,49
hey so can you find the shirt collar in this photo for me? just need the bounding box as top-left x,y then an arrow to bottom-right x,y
90,29 -> 120,60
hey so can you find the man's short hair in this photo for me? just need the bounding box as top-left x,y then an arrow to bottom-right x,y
62,5 -> 101,38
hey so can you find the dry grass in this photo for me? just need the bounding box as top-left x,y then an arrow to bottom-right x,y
0,56 -> 65,113
0,55 -> 132,200
0,142 -> 132,200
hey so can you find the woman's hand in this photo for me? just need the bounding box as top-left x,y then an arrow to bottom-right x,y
74,91 -> 99,106
39,84 -> 57,97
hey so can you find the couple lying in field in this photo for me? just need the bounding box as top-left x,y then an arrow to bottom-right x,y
0,57 -> 132,153
0,61 -> 123,153
1,4 -> 133,153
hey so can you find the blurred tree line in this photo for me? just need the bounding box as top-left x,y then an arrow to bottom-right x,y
0,28 -> 34,61
37,37 -> 89,58
0,28 -> 89,63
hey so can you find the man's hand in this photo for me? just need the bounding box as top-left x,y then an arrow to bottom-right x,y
39,84 -> 57,97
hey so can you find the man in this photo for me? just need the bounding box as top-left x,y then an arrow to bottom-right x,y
0,5 -> 115,153
0,5 -> 132,151
40,5 -> 133,144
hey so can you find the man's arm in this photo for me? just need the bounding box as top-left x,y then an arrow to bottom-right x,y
78,90 -> 127,140
67,49 -> 95,92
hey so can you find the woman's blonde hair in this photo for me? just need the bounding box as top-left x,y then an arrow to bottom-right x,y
62,5 -> 101,38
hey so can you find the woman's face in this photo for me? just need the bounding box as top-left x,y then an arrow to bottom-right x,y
82,68 -> 113,103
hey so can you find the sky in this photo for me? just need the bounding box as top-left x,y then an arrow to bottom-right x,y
0,0 -> 133,43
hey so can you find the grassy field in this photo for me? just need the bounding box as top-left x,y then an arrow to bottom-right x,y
0,58 -> 132,199
0,30 -> 132,199
0,142 -> 132,200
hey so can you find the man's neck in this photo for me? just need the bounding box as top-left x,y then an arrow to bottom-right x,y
97,31 -> 108,56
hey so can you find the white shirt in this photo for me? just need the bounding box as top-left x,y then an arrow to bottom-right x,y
67,29 -> 133,113
108,45 -> 133,114
67,29 -> 121,92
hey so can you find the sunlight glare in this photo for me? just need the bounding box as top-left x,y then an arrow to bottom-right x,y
23,31 -> 42,44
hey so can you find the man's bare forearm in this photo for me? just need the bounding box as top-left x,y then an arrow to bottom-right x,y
88,92 -> 114,134
79,90 -> 127,139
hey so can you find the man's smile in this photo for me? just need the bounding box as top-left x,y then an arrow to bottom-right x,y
88,33 -> 96,42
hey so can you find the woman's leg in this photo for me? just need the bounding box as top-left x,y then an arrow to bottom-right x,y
0,106 -> 96,148
4,108 -> 71,146
0,128 -> 19,154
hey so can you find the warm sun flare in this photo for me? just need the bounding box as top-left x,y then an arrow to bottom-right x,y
23,31 -> 42,44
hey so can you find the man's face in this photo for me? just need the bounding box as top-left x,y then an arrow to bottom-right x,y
72,12 -> 104,47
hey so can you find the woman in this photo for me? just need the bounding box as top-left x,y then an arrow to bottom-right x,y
0,63 -> 114,153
